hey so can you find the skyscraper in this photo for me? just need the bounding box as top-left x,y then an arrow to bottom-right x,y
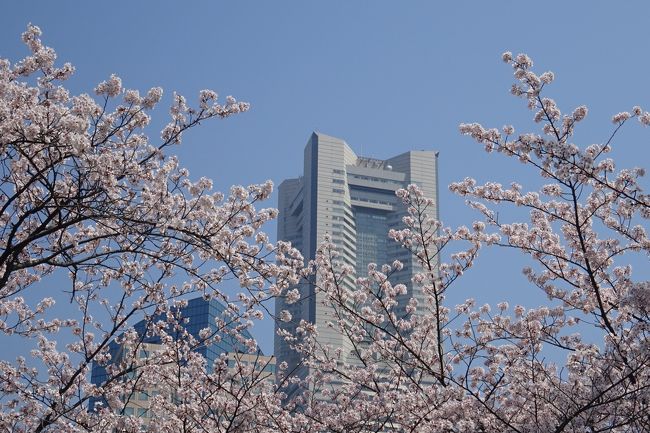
275,132 -> 438,389
90,297 -> 275,420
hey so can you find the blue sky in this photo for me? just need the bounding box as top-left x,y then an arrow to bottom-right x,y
2,1 -> 649,355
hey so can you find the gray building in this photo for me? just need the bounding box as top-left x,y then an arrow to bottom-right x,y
275,132 -> 438,391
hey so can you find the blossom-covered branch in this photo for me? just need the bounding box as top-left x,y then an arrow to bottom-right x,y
279,52 -> 649,432
0,25 -> 301,433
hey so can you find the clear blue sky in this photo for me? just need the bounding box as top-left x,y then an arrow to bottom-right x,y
2,1 -> 649,355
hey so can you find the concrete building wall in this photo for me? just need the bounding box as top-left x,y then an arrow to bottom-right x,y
274,133 -> 439,394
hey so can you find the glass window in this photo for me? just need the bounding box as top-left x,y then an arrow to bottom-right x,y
353,207 -> 390,277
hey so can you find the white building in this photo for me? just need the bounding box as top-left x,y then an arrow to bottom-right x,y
275,132 -> 439,395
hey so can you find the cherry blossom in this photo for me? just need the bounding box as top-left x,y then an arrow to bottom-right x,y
0,25 -> 302,432
276,52 -> 650,432
2,24 -> 648,433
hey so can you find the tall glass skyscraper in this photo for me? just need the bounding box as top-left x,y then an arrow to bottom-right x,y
90,297 -> 274,417
275,132 -> 439,389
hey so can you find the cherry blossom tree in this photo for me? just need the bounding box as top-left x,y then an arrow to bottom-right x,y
0,25 -> 302,432
276,53 -> 650,432
2,23 -> 649,433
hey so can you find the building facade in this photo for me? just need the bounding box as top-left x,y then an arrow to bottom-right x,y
90,297 -> 274,421
274,132 -> 439,390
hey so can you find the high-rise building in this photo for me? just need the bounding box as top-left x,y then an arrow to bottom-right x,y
274,132 -> 438,390
90,297 -> 275,421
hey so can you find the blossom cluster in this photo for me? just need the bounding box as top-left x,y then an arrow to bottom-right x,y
0,25 -> 301,432
1,25 -> 649,433
275,53 -> 650,432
